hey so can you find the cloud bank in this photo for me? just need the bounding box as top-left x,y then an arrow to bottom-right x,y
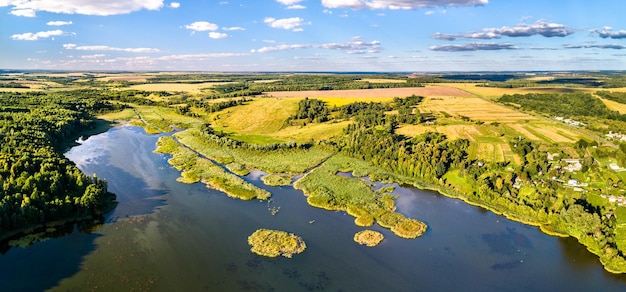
433,20 -> 575,40
252,37 -> 381,54
2,0 -> 164,16
63,43 -> 161,53
321,0 -> 487,10
12,30 -> 66,41
430,43 -> 518,51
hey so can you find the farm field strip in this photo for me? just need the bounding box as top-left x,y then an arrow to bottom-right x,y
596,95 -> 626,114
418,95 -> 536,123
262,86 -> 473,99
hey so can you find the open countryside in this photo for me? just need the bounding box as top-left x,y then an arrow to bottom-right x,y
4,0 -> 626,290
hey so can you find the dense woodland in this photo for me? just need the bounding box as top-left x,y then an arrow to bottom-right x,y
0,91 -> 118,239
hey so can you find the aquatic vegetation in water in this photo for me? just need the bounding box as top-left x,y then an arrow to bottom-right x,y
354,230 -> 384,247
247,229 -> 306,258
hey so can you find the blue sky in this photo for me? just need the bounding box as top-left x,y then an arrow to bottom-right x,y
2,0 -> 626,71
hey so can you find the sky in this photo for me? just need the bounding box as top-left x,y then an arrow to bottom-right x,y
1,0 -> 626,72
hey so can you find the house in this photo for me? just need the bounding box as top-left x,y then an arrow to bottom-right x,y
561,159 -> 582,172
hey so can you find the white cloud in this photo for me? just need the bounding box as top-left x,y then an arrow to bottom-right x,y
321,0 -> 488,10
276,0 -> 304,4
10,9 -> 36,17
252,37 -> 381,54
47,21 -> 73,26
63,43 -> 161,53
429,43 -> 518,52
209,32 -> 228,39
564,43 -> 626,50
12,30 -> 66,41
288,4 -> 306,9
3,0 -> 164,16
223,26 -> 245,31
80,54 -> 106,59
155,53 -> 249,61
185,21 -> 219,32
590,27 -> 626,39
169,2 -> 180,8
264,17 -> 309,31
433,20 -> 575,40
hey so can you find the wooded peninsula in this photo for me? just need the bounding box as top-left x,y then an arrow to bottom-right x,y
3,71 -> 626,273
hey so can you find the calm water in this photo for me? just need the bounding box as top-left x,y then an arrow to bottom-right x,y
1,125 -> 625,291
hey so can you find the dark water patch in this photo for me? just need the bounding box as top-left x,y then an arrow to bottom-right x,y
482,227 -> 533,255
0,226 -> 100,291
491,259 -> 524,270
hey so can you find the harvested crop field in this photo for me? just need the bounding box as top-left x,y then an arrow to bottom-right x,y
441,83 -> 595,99
262,86 -> 473,99
418,95 -> 535,123
396,124 -> 483,141
504,123 -> 582,144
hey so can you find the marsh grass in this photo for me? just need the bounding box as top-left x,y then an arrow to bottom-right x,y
261,173 -> 293,186
174,129 -> 333,174
354,230 -> 384,247
294,154 -> 427,238
155,136 -> 270,200
248,229 -> 306,258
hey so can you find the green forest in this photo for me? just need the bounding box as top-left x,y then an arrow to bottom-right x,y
0,91 -> 118,239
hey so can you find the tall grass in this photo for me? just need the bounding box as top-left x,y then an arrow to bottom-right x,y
293,154 -> 427,238
155,136 -> 270,200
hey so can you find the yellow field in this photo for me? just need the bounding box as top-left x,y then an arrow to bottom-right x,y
418,95 -> 535,123
211,98 -> 349,143
441,83 -> 595,99
596,95 -> 626,114
263,86 -> 472,99
504,122 -> 583,144
97,74 -> 156,82
213,98 -> 298,133
396,124 -> 483,141
319,97 -> 396,107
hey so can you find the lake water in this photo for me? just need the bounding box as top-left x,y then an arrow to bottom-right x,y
1,125 -> 626,291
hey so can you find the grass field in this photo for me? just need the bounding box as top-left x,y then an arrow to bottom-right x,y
212,98 -> 348,143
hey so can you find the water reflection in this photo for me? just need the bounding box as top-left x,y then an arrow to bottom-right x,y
65,125 -> 170,219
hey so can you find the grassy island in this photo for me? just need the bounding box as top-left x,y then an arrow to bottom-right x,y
354,230 -> 384,247
248,229 -> 306,258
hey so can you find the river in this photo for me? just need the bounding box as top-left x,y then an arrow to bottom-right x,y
1,125 -> 626,291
